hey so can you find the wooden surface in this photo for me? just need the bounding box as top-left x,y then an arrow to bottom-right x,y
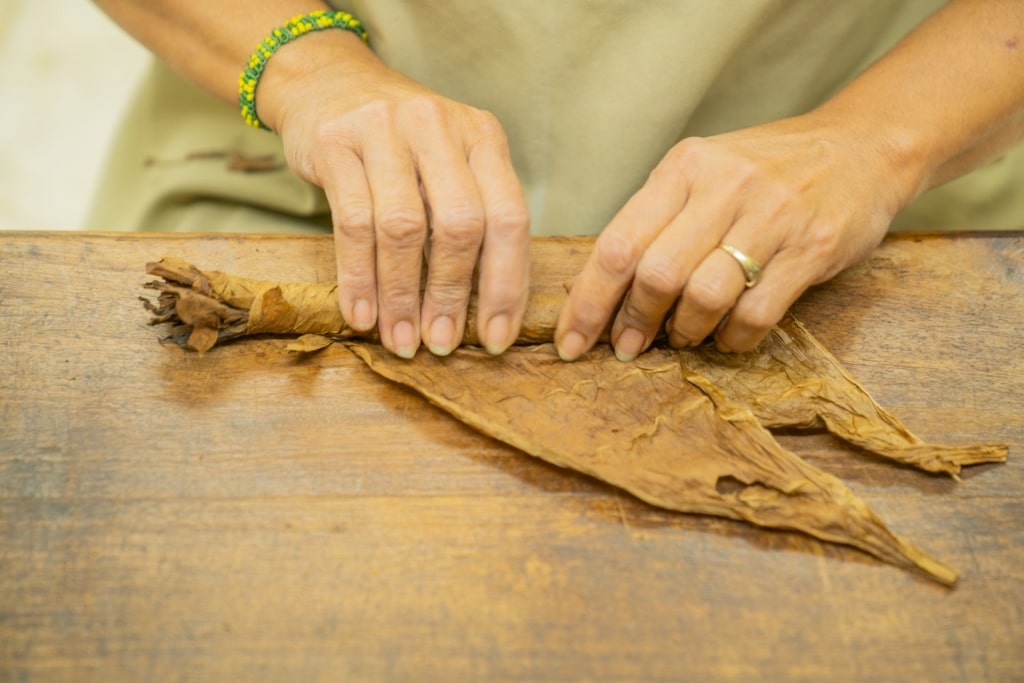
1,232 -> 1022,682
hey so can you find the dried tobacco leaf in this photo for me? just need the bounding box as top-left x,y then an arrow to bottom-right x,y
142,257 -> 353,351
347,342 -> 959,585
286,334 -> 336,353
141,257 -> 1007,474
684,316 -> 1008,475
140,253 -> 1011,583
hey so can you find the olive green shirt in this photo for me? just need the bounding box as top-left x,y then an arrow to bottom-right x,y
88,0 -> 1024,235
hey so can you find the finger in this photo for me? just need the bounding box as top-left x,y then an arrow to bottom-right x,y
320,146 -> 378,333
714,247 -> 816,352
609,185 -> 737,361
467,122 -> 531,355
412,131 -> 488,356
554,171 -> 693,361
363,131 -> 428,359
667,228 -> 775,349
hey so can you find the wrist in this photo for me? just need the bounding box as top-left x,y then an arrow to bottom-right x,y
809,97 -> 934,217
242,12 -> 375,132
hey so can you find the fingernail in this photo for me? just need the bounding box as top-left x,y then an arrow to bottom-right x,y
484,314 -> 511,355
351,299 -> 374,331
614,327 -> 646,362
427,316 -> 455,357
391,320 -> 418,359
557,330 -> 587,362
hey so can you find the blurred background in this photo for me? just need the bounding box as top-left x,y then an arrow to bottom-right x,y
0,1 -> 148,230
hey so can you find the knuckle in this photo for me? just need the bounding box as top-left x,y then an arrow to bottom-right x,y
634,257 -> 683,300
378,294 -> 420,318
377,207 -> 426,245
593,231 -> 641,280
769,180 -> 802,209
617,294 -> 657,329
754,181 -> 803,223
337,265 -> 375,293
486,199 -> 530,235
669,136 -> 711,163
471,107 -> 502,132
377,275 -> 422,310
650,138 -> 713,185
306,121 -> 358,178
392,96 -> 457,134
334,204 -> 374,240
360,99 -> 400,126
426,277 -> 473,309
431,203 -> 486,245
683,275 -> 734,315
404,96 -> 447,126
648,159 -> 690,187
804,222 -> 843,259
571,300 -> 611,333
311,117 -> 353,147
734,303 -> 778,338
466,108 -> 507,142
730,159 -> 761,191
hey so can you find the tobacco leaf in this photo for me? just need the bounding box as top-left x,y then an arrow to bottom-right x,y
347,342 -> 958,585
685,317 -> 1008,475
286,334 -> 336,353
140,254 -> 1011,584
141,257 -> 1006,474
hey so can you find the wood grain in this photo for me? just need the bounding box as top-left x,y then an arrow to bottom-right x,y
1,232 -> 1021,682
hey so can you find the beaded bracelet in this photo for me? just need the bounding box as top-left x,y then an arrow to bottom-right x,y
239,9 -> 369,131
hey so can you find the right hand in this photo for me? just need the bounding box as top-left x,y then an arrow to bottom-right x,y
262,33 -> 530,358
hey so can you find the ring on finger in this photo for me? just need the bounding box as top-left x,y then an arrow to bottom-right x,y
719,243 -> 762,288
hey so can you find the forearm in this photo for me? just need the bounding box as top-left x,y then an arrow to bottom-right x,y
816,0 -> 1024,204
91,0 -> 379,129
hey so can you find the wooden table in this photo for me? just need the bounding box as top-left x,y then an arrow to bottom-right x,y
1,232 -> 1021,682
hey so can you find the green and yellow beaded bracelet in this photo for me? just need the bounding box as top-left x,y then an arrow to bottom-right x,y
239,9 -> 369,131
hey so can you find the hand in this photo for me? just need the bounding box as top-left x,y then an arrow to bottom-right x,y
266,38 -> 530,358
555,113 -> 915,360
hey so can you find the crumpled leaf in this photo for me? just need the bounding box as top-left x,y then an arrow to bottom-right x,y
347,342 -> 959,586
139,253 -> 1011,584
140,257 -> 1007,474
685,316 -> 1008,475
287,334 -> 336,353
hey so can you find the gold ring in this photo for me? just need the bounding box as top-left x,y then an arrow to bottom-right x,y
719,243 -> 762,288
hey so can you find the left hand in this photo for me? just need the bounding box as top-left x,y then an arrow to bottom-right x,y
554,112 -> 916,360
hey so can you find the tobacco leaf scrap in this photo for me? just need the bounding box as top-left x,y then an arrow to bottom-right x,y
286,334 -> 337,353
347,342 -> 958,585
